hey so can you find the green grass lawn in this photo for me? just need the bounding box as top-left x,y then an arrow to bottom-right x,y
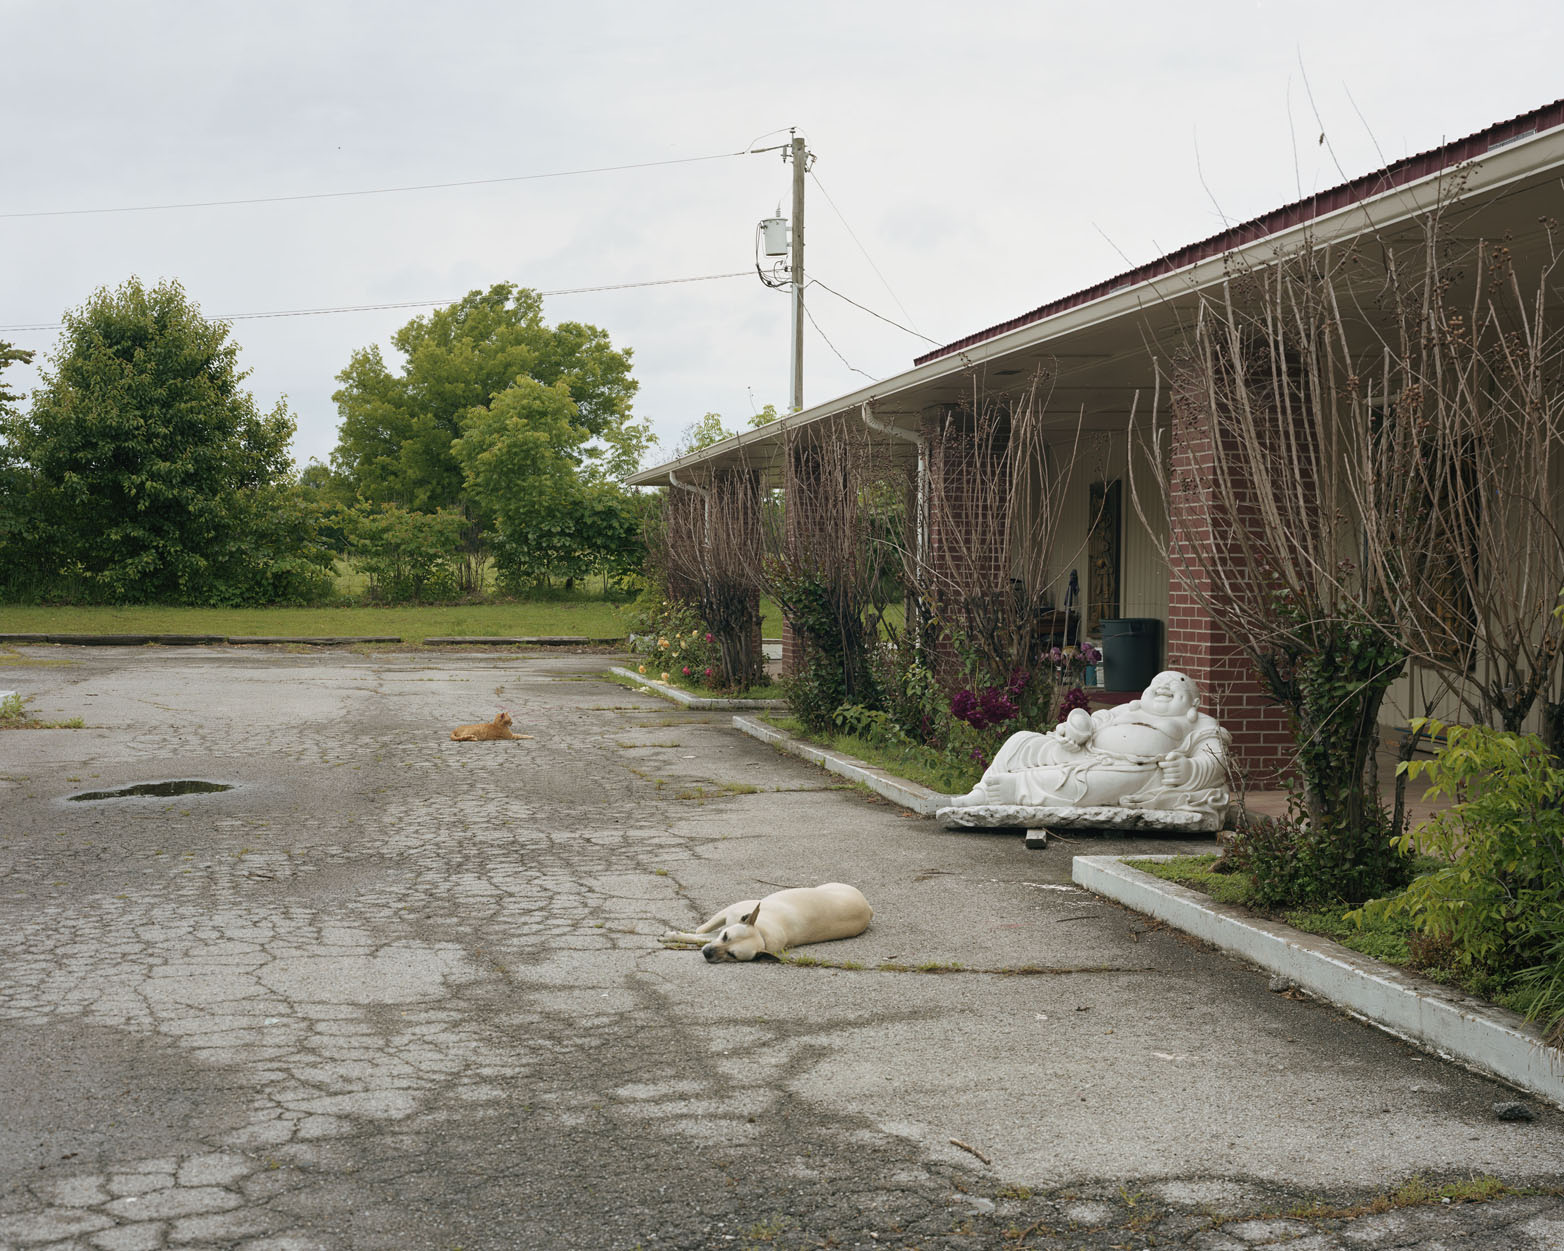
2,592 -> 788,646
0,601 -> 634,644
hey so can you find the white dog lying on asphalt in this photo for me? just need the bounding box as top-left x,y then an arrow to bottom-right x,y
660,883 -> 873,962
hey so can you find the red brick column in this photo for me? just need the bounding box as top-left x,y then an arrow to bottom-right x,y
922,415 -> 1011,595
1165,394 -> 1295,789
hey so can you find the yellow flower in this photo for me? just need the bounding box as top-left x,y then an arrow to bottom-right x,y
660,671 -> 670,682
658,638 -> 669,648
637,664 -> 646,674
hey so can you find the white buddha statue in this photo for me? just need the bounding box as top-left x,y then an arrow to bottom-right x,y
950,670 -> 1230,821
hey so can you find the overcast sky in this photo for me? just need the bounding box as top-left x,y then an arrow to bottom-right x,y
4,1 -> 1561,473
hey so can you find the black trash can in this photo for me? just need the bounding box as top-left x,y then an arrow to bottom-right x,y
1100,618 -> 1162,692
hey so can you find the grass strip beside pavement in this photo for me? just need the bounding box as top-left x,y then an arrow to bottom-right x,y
0,602 -> 629,645
762,714 -> 984,796
1136,855 -> 1416,962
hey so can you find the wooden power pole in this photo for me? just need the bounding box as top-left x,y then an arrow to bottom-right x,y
789,133 -> 806,412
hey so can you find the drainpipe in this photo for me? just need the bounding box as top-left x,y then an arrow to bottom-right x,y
860,402 -> 929,645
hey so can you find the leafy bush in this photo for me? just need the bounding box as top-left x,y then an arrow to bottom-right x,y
871,642 -> 948,747
1354,720 -> 1564,1041
343,505 -> 465,602
1226,795 -> 1405,908
771,564 -> 880,733
624,588 -> 747,691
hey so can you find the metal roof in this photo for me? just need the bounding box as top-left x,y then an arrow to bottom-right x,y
914,97 -> 1564,366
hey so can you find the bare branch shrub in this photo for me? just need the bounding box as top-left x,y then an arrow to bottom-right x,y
1360,217 -> 1564,753
899,370 -> 1095,712
1133,232 -> 1431,900
750,420 -> 904,727
656,470 -> 766,690
1131,178 -> 1564,898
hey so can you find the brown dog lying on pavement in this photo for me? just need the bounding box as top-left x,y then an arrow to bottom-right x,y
450,711 -> 533,742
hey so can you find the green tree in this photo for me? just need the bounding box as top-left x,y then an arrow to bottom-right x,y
0,341 -> 38,590
0,340 -> 33,411
331,284 -> 648,507
675,412 -> 736,456
330,284 -> 651,591
451,376 -> 640,587
2,279 -> 313,603
674,405 -> 778,459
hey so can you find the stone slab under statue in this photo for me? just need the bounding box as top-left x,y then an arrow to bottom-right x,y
935,670 -> 1231,833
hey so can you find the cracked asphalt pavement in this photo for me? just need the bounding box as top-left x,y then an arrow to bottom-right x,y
1,645 -> 1561,1250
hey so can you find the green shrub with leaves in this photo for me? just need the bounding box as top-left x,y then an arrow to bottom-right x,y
343,504 -> 466,602
770,562 -> 880,733
871,642 -> 950,749
1224,610 -> 1411,907
1226,798 -> 1402,909
623,587 -> 739,690
2,279 -> 307,605
1353,719 -> 1564,1043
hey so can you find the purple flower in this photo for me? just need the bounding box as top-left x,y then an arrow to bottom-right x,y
953,683 -> 1020,732
1059,685 -> 1090,720
1081,641 -> 1101,664
950,688 -> 985,729
977,688 -> 1018,725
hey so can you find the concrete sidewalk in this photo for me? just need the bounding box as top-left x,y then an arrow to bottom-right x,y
0,645 -> 1558,1250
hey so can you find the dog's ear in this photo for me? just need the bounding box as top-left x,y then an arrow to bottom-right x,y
743,901 -> 762,927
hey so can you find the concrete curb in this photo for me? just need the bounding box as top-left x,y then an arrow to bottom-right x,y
1073,854 -> 1564,1109
0,633 -> 231,646
224,636 -> 402,646
607,667 -> 786,711
732,714 -> 955,816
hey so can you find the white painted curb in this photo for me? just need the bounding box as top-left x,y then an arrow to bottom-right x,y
606,667 -> 786,711
733,715 -> 957,816
1073,854 -> 1564,1109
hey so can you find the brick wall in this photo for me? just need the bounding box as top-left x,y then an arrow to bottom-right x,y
1166,376 -> 1295,787
922,415 -> 1013,594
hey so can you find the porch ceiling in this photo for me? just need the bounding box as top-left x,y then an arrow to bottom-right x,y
629,118 -> 1564,490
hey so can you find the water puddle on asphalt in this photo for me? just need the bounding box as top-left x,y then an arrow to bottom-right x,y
66,780 -> 234,802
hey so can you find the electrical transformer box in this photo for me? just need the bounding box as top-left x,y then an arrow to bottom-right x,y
760,217 -> 789,257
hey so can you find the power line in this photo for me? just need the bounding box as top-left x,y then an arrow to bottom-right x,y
0,271 -> 752,334
801,300 -> 878,384
807,169 -> 926,336
1,150 -> 750,220
806,277 -> 942,346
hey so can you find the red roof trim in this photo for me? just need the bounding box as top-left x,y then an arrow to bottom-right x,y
913,98 -> 1564,366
